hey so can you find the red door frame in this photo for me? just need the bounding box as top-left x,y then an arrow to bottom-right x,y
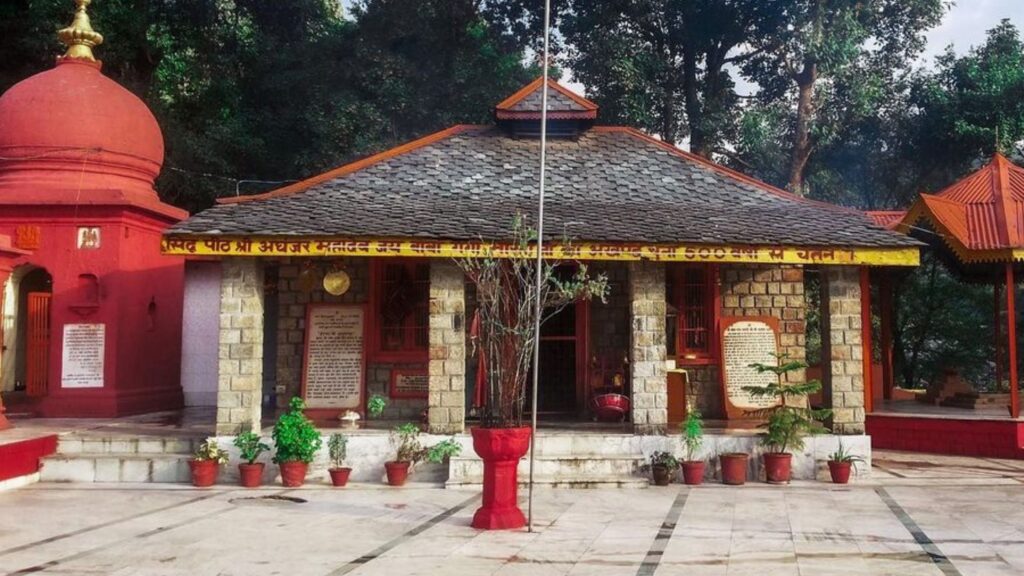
537,299 -> 590,414
25,292 -> 51,398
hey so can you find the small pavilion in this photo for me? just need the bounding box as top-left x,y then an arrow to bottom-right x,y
868,154 -> 1023,458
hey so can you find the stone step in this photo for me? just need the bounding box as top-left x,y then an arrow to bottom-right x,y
527,435 -> 647,457
446,475 -> 649,489
40,453 -> 193,483
448,453 -> 646,488
56,436 -> 202,456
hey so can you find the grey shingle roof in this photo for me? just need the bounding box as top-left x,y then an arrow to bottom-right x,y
508,86 -> 589,112
169,126 -> 919,249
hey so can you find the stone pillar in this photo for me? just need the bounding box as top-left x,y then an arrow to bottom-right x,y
216,258 -> 264,435
821,266 -> 865,434
628,260 -> 667,434
428,260 -> 465,434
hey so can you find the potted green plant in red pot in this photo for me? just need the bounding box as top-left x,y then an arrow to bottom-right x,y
680,408 -> 705,485
742,355 -> 830,484
827,441 -> 865,484
272,397 -> 322,487
384,424 -> 462,486
189,440 -> 229,487
233,431 -> 269,488
327,433 -> 351,487
456,217 -> 608,530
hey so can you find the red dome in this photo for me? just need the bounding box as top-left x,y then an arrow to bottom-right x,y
0,59 -> 165,205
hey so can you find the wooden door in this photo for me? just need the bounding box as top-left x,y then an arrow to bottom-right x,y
25,292 -> 50,397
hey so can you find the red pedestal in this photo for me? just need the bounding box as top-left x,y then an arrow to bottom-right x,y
471,426 -> 531,530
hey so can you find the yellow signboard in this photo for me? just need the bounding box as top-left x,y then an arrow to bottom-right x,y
162,235 -> 919,266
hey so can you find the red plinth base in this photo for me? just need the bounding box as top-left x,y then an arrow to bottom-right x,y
471,426 -> 531,530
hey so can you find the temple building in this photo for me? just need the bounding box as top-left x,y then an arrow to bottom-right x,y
0,0 -> 187,418
163,77 -> 920,438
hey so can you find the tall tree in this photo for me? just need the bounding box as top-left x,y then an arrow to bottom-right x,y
907,19 -> 1024,190
560,0 -> 786,154
741,0 -> 945,194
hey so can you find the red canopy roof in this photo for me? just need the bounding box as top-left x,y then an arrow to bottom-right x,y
899,154 -> 1024,263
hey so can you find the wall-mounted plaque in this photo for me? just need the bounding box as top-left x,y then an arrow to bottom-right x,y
719,317 -> 782,419
61,323 -> 105,388
301,304 -> 365,410
390,368 -> 428,399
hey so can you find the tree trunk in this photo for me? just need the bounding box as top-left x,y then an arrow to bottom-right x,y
681,47 -> 707,156
787,61 -> 817,194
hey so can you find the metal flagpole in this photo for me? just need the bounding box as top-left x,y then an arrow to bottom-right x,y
527,0 -> 553,534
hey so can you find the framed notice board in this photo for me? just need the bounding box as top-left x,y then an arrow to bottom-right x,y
719,316 -> 783,419
301,304 -> 366,410
390,368 -> 429,399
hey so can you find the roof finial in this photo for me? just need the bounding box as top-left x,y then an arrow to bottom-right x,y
58,0 -> 103,63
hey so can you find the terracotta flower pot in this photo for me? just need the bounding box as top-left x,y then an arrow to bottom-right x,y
763,453 -> 793,484
385,461 -> 411,486
470,426 -> 532,530
651,464 -> 674,486
681,461 -> 706,485
329,467 -> 352,487
720,453 -> 749,485
189,460 -> 219,487
278,461 -> 309,487
828,461 -> 852,484
238,463 -> 264,488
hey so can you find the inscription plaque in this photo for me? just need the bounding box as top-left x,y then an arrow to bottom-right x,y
720,317 -> 782,419
390,369 -> 428,399
61,323 -> 105,388
302,305 -> 364,409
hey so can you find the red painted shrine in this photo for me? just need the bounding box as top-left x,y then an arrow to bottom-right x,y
0,0 -> 187,418
868,154 -> 1024,458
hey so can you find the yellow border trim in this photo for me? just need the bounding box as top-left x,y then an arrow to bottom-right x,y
162,236 -> 920,266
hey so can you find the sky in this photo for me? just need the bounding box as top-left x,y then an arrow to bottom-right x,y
921,0 -> 1024,64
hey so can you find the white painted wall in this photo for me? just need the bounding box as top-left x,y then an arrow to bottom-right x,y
180,261 -> 221,406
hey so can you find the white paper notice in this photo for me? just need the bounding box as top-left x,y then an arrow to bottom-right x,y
61,323 -> 105,388
303,306 -> 364,409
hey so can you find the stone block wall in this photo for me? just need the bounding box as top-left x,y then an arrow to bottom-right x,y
588,262 -> 631,363
216,258 -> 264,435
270,257 -> 427,420
628,260 -> 668,433
681,264 -> 806,419
822,266 -> 865,434
427,260 -> 466,434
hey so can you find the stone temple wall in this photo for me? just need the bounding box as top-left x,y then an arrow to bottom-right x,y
682,264 -> 806,419
270,257 -> 426,421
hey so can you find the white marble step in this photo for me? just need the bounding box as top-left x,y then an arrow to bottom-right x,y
40,453 -> 192,483
56,436 -> 201,456
447,453 -> 647,488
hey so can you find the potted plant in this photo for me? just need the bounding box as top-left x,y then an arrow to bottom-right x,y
827,440 -> 865,484
367,394 -> 388,419
743,355 -> 830,484
649,451 -> 679,486
456,216 -> 608,529
233,431 -> 270,488
189,439 -> 229,487
327,433 -> 351,487
385,423 -> 463,486
680,407 -> 705,485
719,452 -> 750,485
272,397 -> 323,487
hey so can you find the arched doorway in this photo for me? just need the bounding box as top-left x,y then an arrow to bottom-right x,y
1,265 -> 52,405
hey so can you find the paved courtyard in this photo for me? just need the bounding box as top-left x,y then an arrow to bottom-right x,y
1,451 -> 1023,576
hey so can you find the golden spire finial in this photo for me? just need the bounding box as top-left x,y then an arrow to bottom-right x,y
57,0 -> 103,62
